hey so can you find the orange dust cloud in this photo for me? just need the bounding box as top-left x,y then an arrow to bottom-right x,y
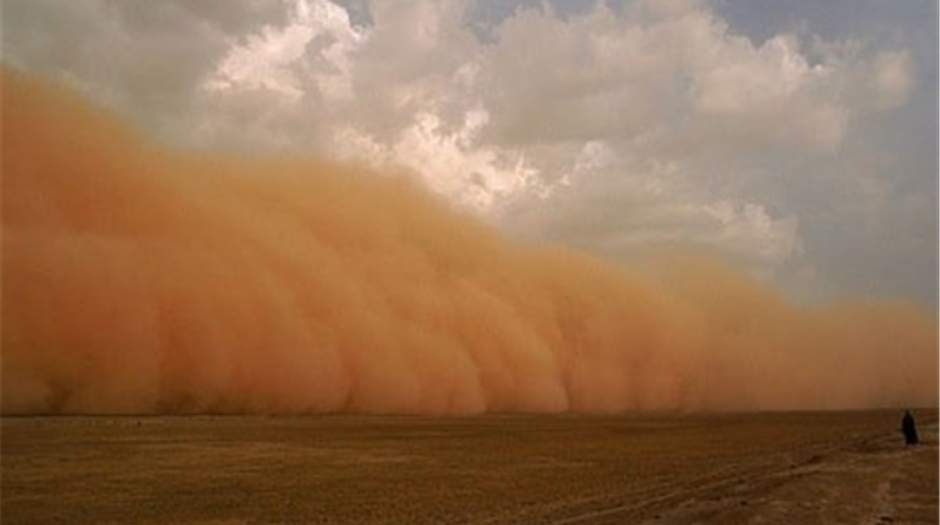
2,68 -> 936,414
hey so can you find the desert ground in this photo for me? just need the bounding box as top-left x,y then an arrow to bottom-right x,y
2,410 -> 936,524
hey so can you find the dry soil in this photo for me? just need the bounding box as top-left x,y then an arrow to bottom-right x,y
2,410 -> 936,524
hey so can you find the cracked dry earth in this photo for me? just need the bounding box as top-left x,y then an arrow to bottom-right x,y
1,410 -> 936,524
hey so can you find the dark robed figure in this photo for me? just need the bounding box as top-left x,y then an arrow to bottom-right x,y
901,410 -> 919,445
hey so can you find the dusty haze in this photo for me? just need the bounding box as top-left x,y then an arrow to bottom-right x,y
2,69 -> 937,414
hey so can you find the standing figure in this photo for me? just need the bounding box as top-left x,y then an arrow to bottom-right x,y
901,410 -> 919,446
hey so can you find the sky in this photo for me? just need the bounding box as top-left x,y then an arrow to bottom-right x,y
3,0 -> 937,307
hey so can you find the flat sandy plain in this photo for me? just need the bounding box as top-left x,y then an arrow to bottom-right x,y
2,410 -> 937,524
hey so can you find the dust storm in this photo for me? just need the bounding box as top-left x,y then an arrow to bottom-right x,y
2,69 -> 936,415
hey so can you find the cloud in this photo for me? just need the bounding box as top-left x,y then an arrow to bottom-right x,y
495,149 -> 803,274
1,0 -> 933,304
869,50 -> 914,110
204,0 -> 363,100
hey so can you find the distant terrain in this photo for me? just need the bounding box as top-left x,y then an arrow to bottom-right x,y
2,410 -> 936,524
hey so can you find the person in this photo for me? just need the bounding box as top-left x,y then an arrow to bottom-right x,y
901,410 -> 919,446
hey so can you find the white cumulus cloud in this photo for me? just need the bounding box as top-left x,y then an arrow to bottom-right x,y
2,0 -> 932,303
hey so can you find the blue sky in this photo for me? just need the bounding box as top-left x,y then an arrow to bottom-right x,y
716,0 -> 937,303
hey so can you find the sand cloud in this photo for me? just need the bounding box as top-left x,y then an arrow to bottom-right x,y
2,70 -> 935,415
